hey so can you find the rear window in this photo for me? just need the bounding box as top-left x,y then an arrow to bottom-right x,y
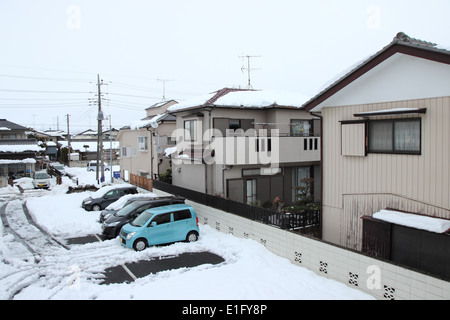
173,209 -> 192,221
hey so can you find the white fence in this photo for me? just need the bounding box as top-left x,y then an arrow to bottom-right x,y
153,188 -> 450,300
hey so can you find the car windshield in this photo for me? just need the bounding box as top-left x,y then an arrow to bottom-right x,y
35,172 -> 50,179
131,210 -> 154,227
54,165 -> 64,170
115,201 -> 144,217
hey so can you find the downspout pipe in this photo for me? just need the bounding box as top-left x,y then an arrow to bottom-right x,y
310,111 -> 323,239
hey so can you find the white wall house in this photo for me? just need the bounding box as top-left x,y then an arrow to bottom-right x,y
303,32 -> 450,279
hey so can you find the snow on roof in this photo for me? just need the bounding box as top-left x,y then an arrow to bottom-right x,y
0,158 -> 36,164
59,141 -> 119,151
353,108 -> 427,117
167,92 -> 217,113
215,90 -> 311,108
130,113 -> 167,130
373,209 -> 450,234
167,89 -> 311,113
0,144 -> 44,153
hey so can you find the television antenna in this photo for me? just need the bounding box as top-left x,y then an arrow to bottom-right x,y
239,54 -> 261,89
157,78 -> 174,100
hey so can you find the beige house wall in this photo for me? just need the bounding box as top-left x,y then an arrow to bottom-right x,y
321,96 -> 450,249
118,122 -> 175,179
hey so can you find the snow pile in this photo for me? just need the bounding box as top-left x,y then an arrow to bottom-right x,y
26,192 -> 102,237
373,209 -> 450,233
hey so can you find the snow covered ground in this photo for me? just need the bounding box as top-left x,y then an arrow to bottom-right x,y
0,167 -> 374,300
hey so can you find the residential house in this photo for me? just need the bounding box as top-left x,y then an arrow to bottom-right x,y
0,119 -> 43,185
117,100 -> 177,180
303,32 -> 450,278
167,88 -> 320,209
64,128 -> 120,162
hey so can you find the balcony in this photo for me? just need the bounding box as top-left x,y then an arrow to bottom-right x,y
210,135 -> 320,166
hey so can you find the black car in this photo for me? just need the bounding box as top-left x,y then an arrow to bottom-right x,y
101,196 -> 185,238
98,195 -> 159,223
81,185 -> 138,211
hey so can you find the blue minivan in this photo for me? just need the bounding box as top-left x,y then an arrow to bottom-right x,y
119,204 -> 200,251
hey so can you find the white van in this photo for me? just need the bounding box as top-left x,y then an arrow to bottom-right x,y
87,161 -> 111,172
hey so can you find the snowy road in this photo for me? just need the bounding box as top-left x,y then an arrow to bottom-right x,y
0,169 -> 374,300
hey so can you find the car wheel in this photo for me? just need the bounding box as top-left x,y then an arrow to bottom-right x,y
133,238 -> 147,251
92,204 -> 102,211
186,231 -> 198,242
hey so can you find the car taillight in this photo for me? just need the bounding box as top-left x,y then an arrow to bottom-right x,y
196,217 -> 199,226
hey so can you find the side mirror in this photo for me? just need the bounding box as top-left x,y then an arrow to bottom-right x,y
151,221 -> 157,227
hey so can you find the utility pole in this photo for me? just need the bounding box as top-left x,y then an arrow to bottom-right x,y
239,54 -> 261,89
66,114 -> 71,167
96,74 -> 105,182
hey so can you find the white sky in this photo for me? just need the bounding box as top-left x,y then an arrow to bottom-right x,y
1,0 -> 450,133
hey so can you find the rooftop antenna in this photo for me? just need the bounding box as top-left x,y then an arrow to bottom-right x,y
239,54 -> 261,89
157,78 -> 174,100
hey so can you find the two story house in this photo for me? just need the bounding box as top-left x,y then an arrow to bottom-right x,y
117,100 -> 177,180
304,33 -> 450,278
167,88 -> 320,209
0,119 -> 42,186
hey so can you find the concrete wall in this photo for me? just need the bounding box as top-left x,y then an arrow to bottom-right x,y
153,187 -> 450,300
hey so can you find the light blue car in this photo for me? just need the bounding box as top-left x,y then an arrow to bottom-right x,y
119,203 -> 200,251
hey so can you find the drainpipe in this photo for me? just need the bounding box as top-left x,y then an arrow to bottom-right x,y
310,111 -> 323,239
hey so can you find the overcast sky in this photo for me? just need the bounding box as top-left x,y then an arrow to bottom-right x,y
1,0 -> 450,133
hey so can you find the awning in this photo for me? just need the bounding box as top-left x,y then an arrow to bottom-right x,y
354,108 -> 427,117
372,209 -> 450,234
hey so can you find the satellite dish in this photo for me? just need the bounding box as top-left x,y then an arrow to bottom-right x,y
150,121 -> 158,129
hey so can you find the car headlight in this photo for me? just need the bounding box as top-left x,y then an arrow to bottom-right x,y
84,200 -> 92,204
126,232 -> 136,240
107,221 -> 120,227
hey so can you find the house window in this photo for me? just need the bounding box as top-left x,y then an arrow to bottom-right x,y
137,136 -> 148,151
291,120 -> 312,136
246,179 -> 257,205
184,120 -> 197,141
292,167 -> 311,202
369,119 -> 421,154
121,147 -> 128,157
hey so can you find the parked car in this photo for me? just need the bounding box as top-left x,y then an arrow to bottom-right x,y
81,184 -> 137,211
101,196 -> 185,238
98,194 -> 160,223
87,161 -> 111,172
119,204 -> 199,251
33,170 -> 51,189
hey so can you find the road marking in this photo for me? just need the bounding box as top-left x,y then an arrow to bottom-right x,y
121,264 -> 138,281
93,233 -> 138,282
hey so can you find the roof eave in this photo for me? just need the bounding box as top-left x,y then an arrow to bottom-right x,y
303,39 -> 450,112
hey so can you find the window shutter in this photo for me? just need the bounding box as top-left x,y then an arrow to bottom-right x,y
341,121 -> 367,156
